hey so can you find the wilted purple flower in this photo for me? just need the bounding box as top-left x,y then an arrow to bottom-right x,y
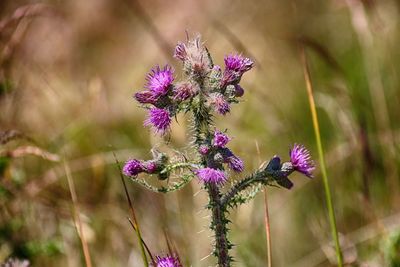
222,148 -> 244,172
155,255 -> 182,267
195,167 -> 227,185
234,84 -> 245,97
143,160 -> 158,173
134,90 -> 158,105
177,35 -> 212,76
123,159 -> 144,176
213,130 -> 231,148
290,144 -> 315,178
173,42 -> 187,61
145,65 -> 174,97
209,93 -> 230,115
198,145 -> 210,155
173,82 -> 198,101
226,155 -> 244,172
144,108 -> 172,134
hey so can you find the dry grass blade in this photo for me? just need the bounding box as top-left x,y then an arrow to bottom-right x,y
0,130 -> 29,145
5,145 -> 60,162
255,140 -> 272,267
63,159 -> 93,267
122,0 -> 172,60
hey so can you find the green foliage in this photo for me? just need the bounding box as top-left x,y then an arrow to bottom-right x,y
384,231 -> 400,267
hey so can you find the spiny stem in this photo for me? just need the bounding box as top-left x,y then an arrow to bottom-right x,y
207,183 -> 231,266
193,80 -> 231,266
300,46 -> 343,266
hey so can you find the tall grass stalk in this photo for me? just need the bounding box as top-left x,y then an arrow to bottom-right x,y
300,47 -> 343,266
63,159 -> 93,267
113,152 -> 149,267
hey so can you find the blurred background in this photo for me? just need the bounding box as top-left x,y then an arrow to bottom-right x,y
1,0 -> 400,266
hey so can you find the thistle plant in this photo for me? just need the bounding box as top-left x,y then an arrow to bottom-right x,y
124,34 -> 315,267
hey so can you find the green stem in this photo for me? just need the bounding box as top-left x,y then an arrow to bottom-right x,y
300,47 -> 343,266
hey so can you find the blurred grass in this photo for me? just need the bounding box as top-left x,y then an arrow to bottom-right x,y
1,0 -> 400,266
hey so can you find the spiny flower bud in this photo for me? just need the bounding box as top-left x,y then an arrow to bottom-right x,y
142,160 -> 157,173
209,93 -> 230,115
234,84 -> 245,97
177,35 -> 212,77
198,145 -> 210,155
173,82 -> 198,102
213,130 -> 231,148
173,42 -> 187,62
134,90 -> 158,105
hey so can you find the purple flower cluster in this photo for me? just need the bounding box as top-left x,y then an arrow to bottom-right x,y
133,35 -> 254,136
290,144 -> 315,177
123,158 -> 159,177
195,167 -> 227,185
155,255 -> 182,267
197,130 -> 244,176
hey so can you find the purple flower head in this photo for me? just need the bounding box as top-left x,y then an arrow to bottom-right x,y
195,167 -> 227,185
213,130 -> 231,148
134,90 -> 158,105
222,54 -> 254,86
144,108 -> 172,134
123,159 -> 144,177
209,93 -> 230,115
145,65 -> 174,97
224,54 -> 254,73
173,82 -> 198,101
222,148 -> 244,172
290,144 -> 315,178
173,42 -> 187,61
156,255 -> 182,267
143,160 -> 158,173
234,84 -> 245,97
198,145 -> 210,155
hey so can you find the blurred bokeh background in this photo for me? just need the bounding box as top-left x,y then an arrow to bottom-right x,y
1,0 -> 400,266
